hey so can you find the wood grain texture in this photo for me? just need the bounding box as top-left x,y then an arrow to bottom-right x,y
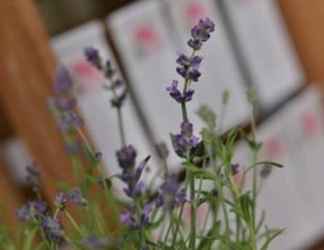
278,0 -> 324,86
0,158 -> 23,235
0,0 -> 76,199
278,1 -> 324,248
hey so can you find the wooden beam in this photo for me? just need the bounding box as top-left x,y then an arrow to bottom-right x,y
0,0 -> 75,198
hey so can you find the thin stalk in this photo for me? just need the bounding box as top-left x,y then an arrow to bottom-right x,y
189,174 -> 196,250
116,107 -> 126,147
250,106 -> 258,250
171,204 -> 185,247
64,211 -> 83,236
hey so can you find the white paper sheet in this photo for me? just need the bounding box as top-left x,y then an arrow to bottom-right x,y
51,21 -> 160,189
165,0 -> 250,129
223,0 -> 303,109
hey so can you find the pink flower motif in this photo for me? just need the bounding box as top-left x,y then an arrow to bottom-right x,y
134,24 -> 160,50
186,2 -> 207,25
301,112 -> 319,137
264,137 -> 285,159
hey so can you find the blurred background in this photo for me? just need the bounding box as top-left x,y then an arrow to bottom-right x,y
1,0 -> 324,249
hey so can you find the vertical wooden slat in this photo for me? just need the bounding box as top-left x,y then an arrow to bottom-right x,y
0,159 -> 22,235
278,2 -> 324,247
0,0 -> 75,198
278,0 -> 324,85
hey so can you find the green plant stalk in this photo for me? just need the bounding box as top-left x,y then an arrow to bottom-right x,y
171,204 -> 185,247
64,211 -> 83,236
189,174 -> 196,250
249,103 -> 258,250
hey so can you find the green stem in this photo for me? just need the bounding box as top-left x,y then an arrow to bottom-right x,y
64,211 -> 83,236
171,205 -> 185,247
116,107 -> 126,147
189,174 -> 196,250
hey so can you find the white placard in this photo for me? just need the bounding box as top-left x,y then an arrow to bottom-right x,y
51,21 -> 160,187
165,0 -> 250,129
108,0 -> 203,170
223,0 -> 303,109
235,87 -> 324,249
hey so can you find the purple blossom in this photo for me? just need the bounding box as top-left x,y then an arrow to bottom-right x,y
53,66 -> 73,94
171,121 -> 200,158
120,210 -> 136,228
156,175 -> 186,209
123,180 -> 145,198
166,80 -> 194,103
120,156 -> 150,198
116,145 -> 137,169
59,111 -> 83,131
54,192 -> 68,208
17,200 -> 48,222
140,202 -> 154,227
67,187 -> 87,207
85,47 -> 102,70
188,18 -> 215,50
231,164 -> 241,176
54,96 -> 77,111
120,202 -> 154,230
176,54 -> 202,82
54,188 -> 87,209
41,216 -> 65,244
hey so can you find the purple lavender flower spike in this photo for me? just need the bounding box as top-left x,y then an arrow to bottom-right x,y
176,53 -> 202,81
166,80 -> 195,103
181,121 -> 194,137
188,68 -> 201,82
166,80 -> 182,102
133,181 -> 145,197
188,38 -> 203,50
67,187 -> 87,207
157,175 -> 186,209
54,96 -> 77,111
231,163 -> 241,176
200,18 -> 215,33
54,192 -> 68,208
191,55 -> 203,68
17,205 -> 32,222
188,18 -> 215,50
41,216 -> 65,244
171,121 -> 200,158
120,210 -> 136,228
116,145 -> 137,169
140,202 -> 154,226
59,111 -> 83,131
17,200 -> 48,222
85,47 -> 102,70
53,66 -> 73,94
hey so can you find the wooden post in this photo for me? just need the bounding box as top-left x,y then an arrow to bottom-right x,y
0,159 -> 22,235
278,0 -> 324,86
0,0 -> 75,198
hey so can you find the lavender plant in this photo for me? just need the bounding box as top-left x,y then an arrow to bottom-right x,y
0,18 -> 284,250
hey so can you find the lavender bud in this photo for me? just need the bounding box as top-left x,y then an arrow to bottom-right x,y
85,47 -> 102,70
